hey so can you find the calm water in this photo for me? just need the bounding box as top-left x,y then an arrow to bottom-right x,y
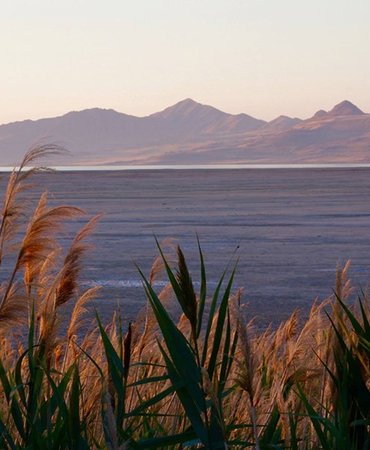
2,168 -> 370,327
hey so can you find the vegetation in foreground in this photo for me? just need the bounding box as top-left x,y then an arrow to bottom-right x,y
0,147 -> 369,449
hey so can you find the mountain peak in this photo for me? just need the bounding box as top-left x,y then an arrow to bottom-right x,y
150,98 -> 225,120
178,98 -> 198,105
329,100 -> 364,116
169,98 -> 205,112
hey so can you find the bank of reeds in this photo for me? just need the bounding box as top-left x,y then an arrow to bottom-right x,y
0,148 -> 369,449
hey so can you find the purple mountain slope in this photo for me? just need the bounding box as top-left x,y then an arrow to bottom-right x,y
0,99 -> 369,165
263,115 -> 302,131
328,100 -> 364,116
0,99 -> 266,165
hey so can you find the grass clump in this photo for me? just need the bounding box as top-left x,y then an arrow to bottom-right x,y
0,148 -> 369,449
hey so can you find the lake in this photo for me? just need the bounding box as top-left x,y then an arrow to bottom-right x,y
1,167 -> 370,328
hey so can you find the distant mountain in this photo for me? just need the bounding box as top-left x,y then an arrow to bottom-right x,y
0,99 -> 369,165
309,100 -> 364,121
0,99 -> 266,165
328,100 -> 364,116
149,99 -> 266,135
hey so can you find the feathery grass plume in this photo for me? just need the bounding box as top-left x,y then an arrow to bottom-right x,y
0,146 -> 73,317
0,144 -> 64,264
68,286 -> 101,343
1,192 -> 83,332
235,309 -> 260,449
21,192 -> 83,290
335,259 -> 352,302
37,219 -> 101,367
326,261 -> 353,410
0,283 -> 27,330
330,261 -> 353,347
55,214 -> 101,307
17,198 -> 83,363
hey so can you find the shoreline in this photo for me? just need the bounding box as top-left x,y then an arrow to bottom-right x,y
2,163 -> 370,172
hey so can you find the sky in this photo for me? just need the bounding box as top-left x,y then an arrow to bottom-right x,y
1,0 -> 370,123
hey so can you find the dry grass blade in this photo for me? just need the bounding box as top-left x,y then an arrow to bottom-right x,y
135,283 -> 174,359
123,323 -> 132,378
175,246 -> 197,329
149,238 -> 177,285
236,315 -> 256,406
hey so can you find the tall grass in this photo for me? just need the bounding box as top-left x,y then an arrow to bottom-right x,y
0,147 -> 369,449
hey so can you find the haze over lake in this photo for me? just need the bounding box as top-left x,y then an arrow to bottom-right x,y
2,167 -> 368,327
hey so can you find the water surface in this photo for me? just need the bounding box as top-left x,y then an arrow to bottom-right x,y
1,168 -> 369,327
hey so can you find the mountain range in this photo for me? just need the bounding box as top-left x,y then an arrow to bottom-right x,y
0,99 -> 369,165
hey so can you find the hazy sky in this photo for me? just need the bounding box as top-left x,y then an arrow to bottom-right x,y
1,0 -> 369,123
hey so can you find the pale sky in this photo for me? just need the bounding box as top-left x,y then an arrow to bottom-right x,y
1,0 -> 370,123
